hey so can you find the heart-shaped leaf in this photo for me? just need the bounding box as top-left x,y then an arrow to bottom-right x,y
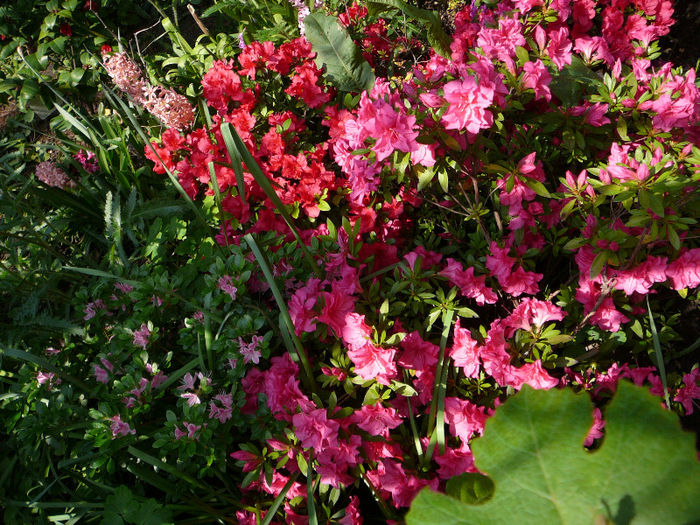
407,382 -> 700,525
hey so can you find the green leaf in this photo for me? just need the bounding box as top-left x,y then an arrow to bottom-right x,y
589,251 -> 607,279
304,13 -> 375,93
407,382 -> 700,525
367,0 -> 451,57
445,473 -> 494,505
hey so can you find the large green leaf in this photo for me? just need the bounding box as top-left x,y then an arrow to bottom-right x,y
304,13 -> 375,93
407,382 -> 700,525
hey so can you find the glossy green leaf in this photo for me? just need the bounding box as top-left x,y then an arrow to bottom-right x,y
407,382 -> 700,525
304,13 -> 375,93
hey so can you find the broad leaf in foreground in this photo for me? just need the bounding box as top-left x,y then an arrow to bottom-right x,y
407,382 -> 700,525
304,13 -> 375,93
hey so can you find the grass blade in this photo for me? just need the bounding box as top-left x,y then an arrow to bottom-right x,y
220,122 -> 246,204
0,345 -> 91,392
424,309 -> 454,465
244,233 -> 317,395
646,296 -> 670,408
307,450 -> 318,525
100,86 -> 211,230
127,446 -> 208,490
61,265 -> 140,287
229,127 -> 320,276
261,472 -> 300,525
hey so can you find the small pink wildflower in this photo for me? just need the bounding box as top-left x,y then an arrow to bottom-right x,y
45,347 -> 60,356
37,371 -> 61,389
217,275 -> 238,299
83,299 -> 107,320
181,392 -> 201,407
209,392 -> 234,423
93,365 -> 110,384
174,422 -> 202,440
238,335 -> 263,365
584,408 -> 605,446
114,282 -> 133,294
109,414 -> 135,438
132,323 -> 150,349
150,371 -> 168,389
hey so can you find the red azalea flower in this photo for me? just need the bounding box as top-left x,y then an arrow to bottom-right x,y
59,23 -> 72,37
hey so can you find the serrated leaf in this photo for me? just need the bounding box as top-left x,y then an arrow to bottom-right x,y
304,13 -> 375,93
407,382 -> 700,525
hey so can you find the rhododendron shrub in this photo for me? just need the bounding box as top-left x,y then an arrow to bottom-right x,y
136,0 -> 699,521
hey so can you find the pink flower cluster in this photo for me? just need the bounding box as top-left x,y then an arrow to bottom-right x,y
35,161 -> 74,189
102,50 -> 194,130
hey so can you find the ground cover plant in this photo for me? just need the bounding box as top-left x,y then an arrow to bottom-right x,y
0,0 -> 699,523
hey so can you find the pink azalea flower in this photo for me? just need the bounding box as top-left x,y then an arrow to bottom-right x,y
441,76 -> 494,133
209,393 -> 234,422
444,397 -> 489,442
674,370 -> 700,415
398,331 -> 439,372
351,402 -> 403,436
150,371 -> 168,389
318,286 -> 355,337
347,341 -> 398,386
37,371 -> 60,389
373,459 -> 438,508
505,298 -> 566,335
289,277 -> 322,335
114,282 -> 133,294
613,256 -> 667,295
338,495 -> 363,525
434,441 -> 477,479
363,102 -> 420,162
83,299 -> 107,320
521,60 -> 552,101
547,26 -> 572,70
292,408 -> 339,448
486,242 -> 516,282
440,258 -> 497,305
584,407 -> 605,446
511,360 -> 559,390
316,435 -> 362,488
181,392 -> 201,407
500,265 -> 543,297
449,320 -> 480,378
666,248 -> 700,290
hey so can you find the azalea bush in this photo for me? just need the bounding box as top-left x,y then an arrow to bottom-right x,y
1,0 -> 699,522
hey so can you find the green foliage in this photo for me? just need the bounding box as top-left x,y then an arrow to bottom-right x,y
407,382 -> 700,525
366,0 -> 452,58
304,12 -> 375,93
102,486 -> 173,525
201,0 -> 298,44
